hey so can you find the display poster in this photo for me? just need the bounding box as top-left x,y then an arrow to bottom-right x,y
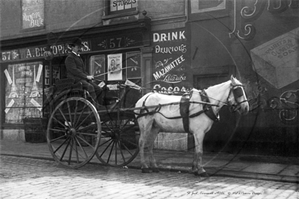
107,54 -> 122,81
126,52 -> 141,79
4,62 -> 43,123
22,0 -> 44,29
152,28 -> 191,94
90,55 -> 106,81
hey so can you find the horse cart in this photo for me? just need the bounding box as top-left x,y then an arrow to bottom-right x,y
44,75 -> 249,176
44,78 -> 142,169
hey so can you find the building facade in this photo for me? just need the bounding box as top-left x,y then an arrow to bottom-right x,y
0,0 -> 298,156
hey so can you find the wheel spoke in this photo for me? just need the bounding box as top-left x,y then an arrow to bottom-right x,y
74,137 -> 79,163
58,107 -> 71,127
52,115 -> 67,129
98,138 -> 112,148
74,103 -> 89,127
120,141 -> 133,156
77,135 -> 94,148
76,111 -> 94,128
77,123 -> 96,132
50,134 -> 66,143
73,100 -> 79,126
60,137 -> 71,161
118,141 -> 126,163
107,141 -> 115,164
115,140 -> 118,165
53,136 -> 70,154
66,101 -> 73,124
99,139 -> 114,158
68,138 -> 74,165
74,137 -> 88,159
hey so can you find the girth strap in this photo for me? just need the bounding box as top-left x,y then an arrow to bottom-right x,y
180,93 -> 191,133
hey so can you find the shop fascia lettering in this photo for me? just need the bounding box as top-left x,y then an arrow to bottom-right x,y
1,41 -> 90,62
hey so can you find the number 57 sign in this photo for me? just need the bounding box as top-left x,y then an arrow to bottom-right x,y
91,32 -> 143,50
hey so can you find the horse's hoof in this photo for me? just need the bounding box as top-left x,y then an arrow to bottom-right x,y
151,168 -> 160,173
194,172 -> 209,177
141,168 -> 152,173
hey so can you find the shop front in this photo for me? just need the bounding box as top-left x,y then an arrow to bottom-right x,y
0,18 -> 151,141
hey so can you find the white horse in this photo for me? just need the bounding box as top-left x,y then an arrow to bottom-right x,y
134,76 -> 249,176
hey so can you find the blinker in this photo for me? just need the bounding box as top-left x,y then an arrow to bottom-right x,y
233,87 -> 243,98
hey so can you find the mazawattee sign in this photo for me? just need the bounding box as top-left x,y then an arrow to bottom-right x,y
152,28 -> 191,94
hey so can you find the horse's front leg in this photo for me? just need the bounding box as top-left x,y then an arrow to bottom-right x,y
192,131 -> 209,177
148,126 -> 160,172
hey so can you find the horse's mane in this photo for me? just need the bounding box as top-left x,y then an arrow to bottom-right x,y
193,79 -> 232,92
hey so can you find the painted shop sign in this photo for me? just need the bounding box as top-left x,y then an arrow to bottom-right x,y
152,29 -> 190,94
92,32 -> 143,51
110,0 -> 137,12
1,41 -> 91,62
22,0 -> 44,29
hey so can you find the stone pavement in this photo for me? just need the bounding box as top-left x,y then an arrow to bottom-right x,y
1,155 -> 298,199
0,139 -> 298,183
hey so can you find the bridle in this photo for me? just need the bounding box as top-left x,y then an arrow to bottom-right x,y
227,83 -> 248,112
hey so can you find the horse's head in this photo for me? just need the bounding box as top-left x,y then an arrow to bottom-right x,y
227,76 -> 249,115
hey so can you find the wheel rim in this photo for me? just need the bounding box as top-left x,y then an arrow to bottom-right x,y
47,97 -> 101,168
96,111 -> 139,167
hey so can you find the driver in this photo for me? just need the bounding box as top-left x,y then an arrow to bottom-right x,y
65,38 -> 104,105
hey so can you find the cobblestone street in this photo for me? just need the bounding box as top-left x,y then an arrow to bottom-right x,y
0,155 -> 298,199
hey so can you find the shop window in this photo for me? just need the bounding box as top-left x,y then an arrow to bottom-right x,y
126,51 -> 141,79
4,62 -> 43,124
89,51 -> 141,82
90,55 -> 106,81
107,0 -> 138,15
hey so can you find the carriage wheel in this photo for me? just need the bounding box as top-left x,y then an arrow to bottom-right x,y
96,111 -> 139,167
47,97 -> 101,169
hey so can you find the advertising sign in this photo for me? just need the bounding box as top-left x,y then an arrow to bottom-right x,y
152,28 -> 191,94
22,0 -> 44,29
107,54 -> 122,81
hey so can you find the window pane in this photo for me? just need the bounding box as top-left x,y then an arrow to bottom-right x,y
126,51 -> 141,79
90,55 -> 106,81
4,62 -> 43,124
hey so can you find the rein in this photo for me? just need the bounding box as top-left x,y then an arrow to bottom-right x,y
136,91 -> 219,120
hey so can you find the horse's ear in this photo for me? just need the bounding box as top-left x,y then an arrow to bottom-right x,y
230,75 -> 234,82
230,75 -> 237,85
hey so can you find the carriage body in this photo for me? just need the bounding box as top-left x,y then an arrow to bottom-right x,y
45,78 -> 142,168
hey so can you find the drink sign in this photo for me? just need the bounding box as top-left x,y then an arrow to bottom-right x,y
152,28 -> 191,94
22,0 -> 44,29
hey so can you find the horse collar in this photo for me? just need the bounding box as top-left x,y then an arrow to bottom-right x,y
200,90 -> 219,122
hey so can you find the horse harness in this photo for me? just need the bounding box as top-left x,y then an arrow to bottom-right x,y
137,90 -> 219,133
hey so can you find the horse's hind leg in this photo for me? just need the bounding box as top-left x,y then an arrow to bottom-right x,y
148,126 -> 160,172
